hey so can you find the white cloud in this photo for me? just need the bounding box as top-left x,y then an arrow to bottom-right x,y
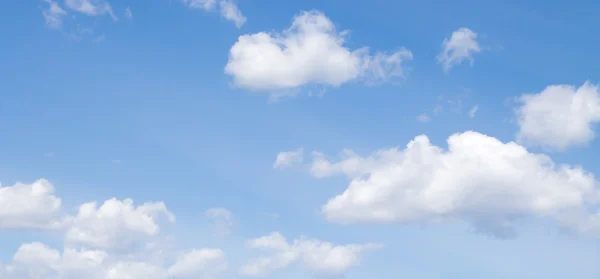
181,0 -> 217,10
4,242 -> 109,279
468,105 -> 479,118
124,7 -> 132,20
65,198 -> 175,251
64,0 -> 117,20
307,131 -> 600,238
179,0 -> 245,28
239,232 -> 380,276
416,113 -> 431,123
42,0 -> 67,29
167,249 -> 227,278
0,179 -> 64,230
515,82 -> 600,151
2,242 -> 226,279
0,179 -> 230,278
437,27 -> 481,72
106,261 -> 166,279
205,207 -> 233,237
219,0 -> 246,28
273,148 -> 304,169
225,11 -> 413,93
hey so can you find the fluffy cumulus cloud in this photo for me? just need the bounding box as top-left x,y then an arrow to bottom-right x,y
225,11 -> 413,92
239,232 -> 380,276
0,242 -> 226,279
65,198 -> 176,251
0,179 -> 227,279
273,148 -> 304,169
300,131 -> 600,238
437,27 -> 481,72
64,0 -> 118,20
515,82 -> 600,151
0,178 -> 384,278
179,0 -> 246,27
0,179 -> 63,230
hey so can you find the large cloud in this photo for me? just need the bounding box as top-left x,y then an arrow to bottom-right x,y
65,198 -> 175,251
239,232 -> 380,276
515,82 -> 600,151
225,11 -> 413,93
296,131 -> 600,238
0,179 -> 64,230
0,178 -> 228,278
1,242 -> 226,279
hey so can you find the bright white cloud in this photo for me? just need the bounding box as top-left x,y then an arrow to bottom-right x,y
179,0 -> 245,28
468,105 -> 479,118
225,11 -> 413,93
516,82 -> 600,151
64,0 -> 117,20
42,0 -> 67,29
240,232 -> 380,276
437,27 -> 481,72
205,207 -> 233,237
273,148 -> 304,169
0,179 -> 64,230
0,179 -> 230,278
306,131 -> 600,238
65,198 -> 175,251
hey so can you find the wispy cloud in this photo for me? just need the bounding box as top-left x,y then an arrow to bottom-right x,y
42,0 -> 67,29
468,105 -> 479,118
124,7 -> 133,20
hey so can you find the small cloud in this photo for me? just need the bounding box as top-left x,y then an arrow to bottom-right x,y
432,105 -> 443,115
44,152 -> 55,157
42,0 -> 67,29
447,97 -> 463,113
416,113 -> 431,123
93,34 -> 106,43
437,27 -> 481,72
469,105 -> 479,118
112,159 -> 121,164
124,7 -> 133,20
64,0 -> 118,21
219,0 -> 246,28
180,0 -> 245,28
205,207 -> 233,237
273,148 -> 304,169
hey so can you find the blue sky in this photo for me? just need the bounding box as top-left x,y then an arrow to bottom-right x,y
1,0 -> 600,278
